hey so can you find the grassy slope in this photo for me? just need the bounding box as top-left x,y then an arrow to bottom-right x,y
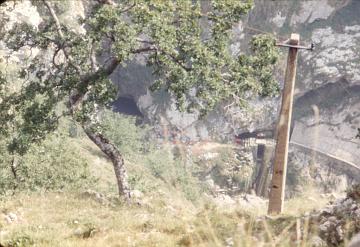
0,137 -> 331,247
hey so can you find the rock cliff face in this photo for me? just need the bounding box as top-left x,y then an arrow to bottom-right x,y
265,0 -> 360,166
239,0 -> 360,192
113,0 -> 360,153
252,0 -> 360,194
111,0 -> 360,193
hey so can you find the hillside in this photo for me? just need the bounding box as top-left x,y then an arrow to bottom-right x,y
0,0 -> 359,246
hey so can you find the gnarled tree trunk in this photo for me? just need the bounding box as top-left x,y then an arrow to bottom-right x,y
83,125 -> 131,202
43,0 -> 131,201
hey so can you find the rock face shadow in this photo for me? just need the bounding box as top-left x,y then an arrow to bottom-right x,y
112,96 -> 143,117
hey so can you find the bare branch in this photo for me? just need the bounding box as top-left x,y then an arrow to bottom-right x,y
90,41 -> 99,72
96,0 -> 117,6
42,0 -> 83,74
42,0 -> 64,38
131,46 -> 157,53
136,38 -> 154,45
120,2 -> 136,13
52,46 -> 62,69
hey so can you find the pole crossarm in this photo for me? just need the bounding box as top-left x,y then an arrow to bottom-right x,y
276,42 -> 314,51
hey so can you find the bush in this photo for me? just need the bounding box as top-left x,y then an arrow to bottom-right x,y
145,148 -> 203,201
101,110 -> 149,156
0,134 -> 93,195
194,147 -> 255,194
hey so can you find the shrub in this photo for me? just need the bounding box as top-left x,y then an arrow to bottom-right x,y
0,134 -> 92,195
101,110 -> 149,156
144,148 -> 203,201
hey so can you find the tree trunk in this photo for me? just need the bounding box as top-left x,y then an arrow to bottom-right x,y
10,155 -> 19,191
10,156 -> 18,180
43,0 -> 130,200
82,125 -> 131,201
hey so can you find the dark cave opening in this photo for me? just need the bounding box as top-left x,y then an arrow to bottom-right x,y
111,96 -> 143,117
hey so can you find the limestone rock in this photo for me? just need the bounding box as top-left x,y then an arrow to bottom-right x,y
81,190 -> 108,204
309,236 -> 327,247
312,186 -> 360,246
3,212 -> 18,224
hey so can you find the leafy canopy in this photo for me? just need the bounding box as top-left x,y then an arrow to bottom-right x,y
0,0 -> 279,155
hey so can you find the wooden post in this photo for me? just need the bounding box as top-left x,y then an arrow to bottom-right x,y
253,144 -> 266,195
268,33 -> 300,214
257,145 -> 274,197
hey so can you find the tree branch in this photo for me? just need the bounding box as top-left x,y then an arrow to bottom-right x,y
70,57 -> 120,108
120,2 -> 136,13
136,38 -> 192,71
42,0 -> 83,74
42,0 -> 64,38
131,46 -> 157,54
90,40 -> 99,72
96,0 -> 117,6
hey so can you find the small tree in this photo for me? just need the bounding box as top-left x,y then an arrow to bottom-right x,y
0,0 -> 279,201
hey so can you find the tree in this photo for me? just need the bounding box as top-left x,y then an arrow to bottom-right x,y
0,0 -> 279,201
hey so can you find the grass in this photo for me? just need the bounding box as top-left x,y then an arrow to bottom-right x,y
0,192 -> 196,247
0,191 -> 326,247
0,183 -> 331,247
283,188 -> 331,216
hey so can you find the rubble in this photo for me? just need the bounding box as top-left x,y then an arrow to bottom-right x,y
312,186 -> 360,246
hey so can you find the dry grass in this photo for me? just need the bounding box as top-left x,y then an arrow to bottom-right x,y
0,190 -> 329,247
0,136 -> 333,246
283,187 -> 332,216
0,192 -> 194,247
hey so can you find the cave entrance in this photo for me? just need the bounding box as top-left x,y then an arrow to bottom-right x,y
112,96 -> 143,117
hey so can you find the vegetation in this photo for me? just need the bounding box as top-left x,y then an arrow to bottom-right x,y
0,0 -> 279,200
0,133 -> 92,196
0,110 -> 330,246
0,172 -> 334,247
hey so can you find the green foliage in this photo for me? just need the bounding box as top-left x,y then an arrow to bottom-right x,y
0,134 -> 93,195
101,110 -> 149,156
0,0 -> 280,197
145,149 -> 203,201
1,0 -> 279,155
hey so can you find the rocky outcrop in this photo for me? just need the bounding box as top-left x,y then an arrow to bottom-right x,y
193,145 -> 256,195
110,0 -> 360,162
312,185 -> 360,246
286,142 -> 360,196
143,0 -> 360,193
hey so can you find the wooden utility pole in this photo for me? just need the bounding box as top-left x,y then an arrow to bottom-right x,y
268,33 -> 300,214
